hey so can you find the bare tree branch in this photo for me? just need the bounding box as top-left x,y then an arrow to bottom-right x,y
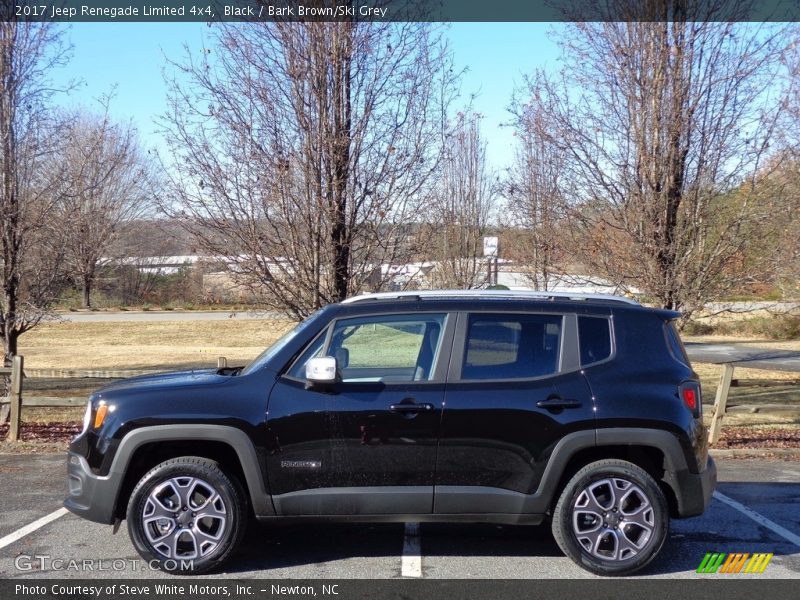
159,21 -> 458,319
521,6 -> 789,319
426,110 -> 495,289
0,19 -> 71,368
55,100 -> 156,307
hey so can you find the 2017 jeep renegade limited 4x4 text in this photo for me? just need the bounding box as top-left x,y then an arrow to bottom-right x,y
65,290 -> 716,576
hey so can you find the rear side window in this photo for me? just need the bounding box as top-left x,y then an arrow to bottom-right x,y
578,316 -> 612,366
462,314 -> 562,380
665,321 -> 690,366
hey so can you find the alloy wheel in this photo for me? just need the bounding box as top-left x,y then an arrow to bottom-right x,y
571,477 -> 655,561
141,476 -> 228,560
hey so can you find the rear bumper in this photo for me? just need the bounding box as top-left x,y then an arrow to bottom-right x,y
64,451 -> 119,524
673,455 -> 717,518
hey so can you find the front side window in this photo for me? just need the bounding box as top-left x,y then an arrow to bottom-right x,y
462,313 -> 562,380
325,314 -> 447,383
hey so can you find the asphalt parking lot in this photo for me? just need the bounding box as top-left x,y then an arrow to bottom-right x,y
0,455 -> 797,579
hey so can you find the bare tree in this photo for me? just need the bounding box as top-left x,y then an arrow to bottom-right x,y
767,32 -> 800,298
0,18 -> 71,368
527,5 -> 788,317
427,111 -> 495,289
505,79 -> 568,290
160,21 -> 457,319
56,105 -> 154,308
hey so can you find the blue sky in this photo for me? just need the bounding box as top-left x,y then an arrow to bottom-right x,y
52,22 -> 563,171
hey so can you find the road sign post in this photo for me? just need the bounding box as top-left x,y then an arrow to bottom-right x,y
484,237 -> 499,286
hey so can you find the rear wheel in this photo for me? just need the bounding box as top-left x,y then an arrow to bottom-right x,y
552,459 -> 669,576
126,456 -> 246,574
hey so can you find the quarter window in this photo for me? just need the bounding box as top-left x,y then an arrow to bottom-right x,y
664,320 -> 690,366
578,316 -> 612,366
462,314 -> 562,380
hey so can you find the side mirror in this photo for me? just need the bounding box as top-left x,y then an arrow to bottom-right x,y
305,356 -> 337,385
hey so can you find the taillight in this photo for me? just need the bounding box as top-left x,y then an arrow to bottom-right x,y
679,382 -> 702,418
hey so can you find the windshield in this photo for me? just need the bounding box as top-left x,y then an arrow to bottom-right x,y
241,309 -> 325,375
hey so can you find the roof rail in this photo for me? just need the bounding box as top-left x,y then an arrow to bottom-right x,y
341,289 -> 640,306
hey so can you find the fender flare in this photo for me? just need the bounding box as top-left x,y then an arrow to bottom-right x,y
107,424 -> 274,517
538,427 -> 692,512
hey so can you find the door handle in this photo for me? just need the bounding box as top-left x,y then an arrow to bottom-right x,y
389,403 -> 435,413
537,398 -> 582,410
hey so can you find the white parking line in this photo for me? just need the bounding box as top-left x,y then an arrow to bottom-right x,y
0,508 -> 69,551
713,491 -> 800,549
401,522 -> 422,577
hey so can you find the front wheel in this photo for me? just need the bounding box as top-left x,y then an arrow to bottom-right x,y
551,459 -> 669,576
126,456 -> 247,574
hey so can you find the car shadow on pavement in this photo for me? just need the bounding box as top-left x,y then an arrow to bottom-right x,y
226,479 -> 800,576
226,522 -> 564,574
229,522 -> 408,572
230,521 -> 748,577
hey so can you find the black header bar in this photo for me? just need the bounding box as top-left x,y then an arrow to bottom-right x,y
3,579 -> 800,600
3,0 -> 800,23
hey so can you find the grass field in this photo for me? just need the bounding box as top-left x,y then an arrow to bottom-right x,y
11,318 -> 296,429
19,318 -> 296,370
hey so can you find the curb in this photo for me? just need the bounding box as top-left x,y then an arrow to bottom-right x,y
710,447 -> 800,458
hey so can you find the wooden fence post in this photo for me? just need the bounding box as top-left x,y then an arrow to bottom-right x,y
8,355 -> 24,442
708,363 -> 735,446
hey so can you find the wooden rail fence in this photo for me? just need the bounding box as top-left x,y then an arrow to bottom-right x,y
2,352 -> 797,444
686,344 -> 800,444
0,356 -> 24,441
1,356 -> 231,442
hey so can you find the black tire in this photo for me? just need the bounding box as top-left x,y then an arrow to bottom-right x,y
552,459 -> 669,576
126,456 -> 247,575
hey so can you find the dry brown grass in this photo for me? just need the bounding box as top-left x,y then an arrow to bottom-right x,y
19,318 -> 296,370
685,334 -> 800,350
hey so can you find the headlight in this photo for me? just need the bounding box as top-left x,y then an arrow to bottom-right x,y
80,401 -> 92,435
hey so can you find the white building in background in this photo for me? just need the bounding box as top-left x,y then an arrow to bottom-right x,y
379,262 -> 436,291
380,259 -> 639,297
494,270 -> 637,296
108,255 -> 223,275
106,254 -> 639,300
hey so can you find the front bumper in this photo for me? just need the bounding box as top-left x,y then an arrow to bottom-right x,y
673,455 -> 717,518
64,451 -> 120,524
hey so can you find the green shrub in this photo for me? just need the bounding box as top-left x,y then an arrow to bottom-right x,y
714,314 -> 800,340
684,321 -> 716,336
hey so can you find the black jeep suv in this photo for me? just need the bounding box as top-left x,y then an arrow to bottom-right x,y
65,290 -> 716,576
